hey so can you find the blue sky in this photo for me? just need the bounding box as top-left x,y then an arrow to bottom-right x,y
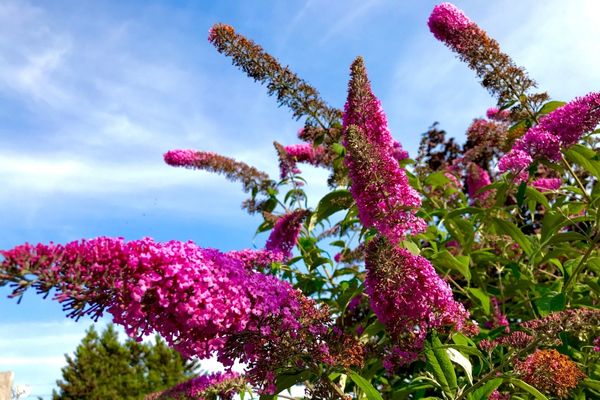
1,0 -> 599,397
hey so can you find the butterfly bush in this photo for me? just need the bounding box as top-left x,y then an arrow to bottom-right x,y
486,107 -> 511,121
466,163 -> 492,204
264,209 -> 307,260
532,177 -> 561,192
2,2 -> 600,399
428,2 -> 547,109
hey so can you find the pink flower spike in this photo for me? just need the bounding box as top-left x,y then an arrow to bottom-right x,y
343,57 -> 425,243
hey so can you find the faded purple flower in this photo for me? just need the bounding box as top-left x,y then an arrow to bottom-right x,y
164,149 -> 271,193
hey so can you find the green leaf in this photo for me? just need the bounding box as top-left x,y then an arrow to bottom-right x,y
425,336 -> 457,396
440,344 -> 486,369
446,347 -> 473,384
432,250 -> 471,281
583,378 -> 600,391
469,377 -> 503,400
467,288 -> 490,314
525,187 -> 550,208
538,100 -> 566,115
564,144 -> 600,179
447,207 -> 483,218
312,190 -> 354,225
360,320 -> 385,337
540,211 -> 568,244
491,218 -> 533,256
535,292 -> 566,317
546,232 -> 587,245
401,240 -> 421,256
509,378 -> 549,399
331,143 -> 346,155
516,181 -> 527,207
587,257 -> 600,274
347,371 -> 384,400
424,171 -> 452,188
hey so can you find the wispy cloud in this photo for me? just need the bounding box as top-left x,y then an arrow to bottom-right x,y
318,0 -> 384,44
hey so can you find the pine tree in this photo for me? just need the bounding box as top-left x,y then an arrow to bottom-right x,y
53,324 -> 198,400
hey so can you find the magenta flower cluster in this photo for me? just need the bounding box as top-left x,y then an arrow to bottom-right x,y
0,236 -> 328,393
484,297 -> 510,332
163,149 -> 199,166
279,143 -> 326,178
486,107 -> 511,121
532,177 -> 561,192
499,92 -> 600,179
151,371 -> 242,400
0,238 -> 296,358
343,57 -> 425,243
264,209 -> 307,260
427,2 -> 472,46
466,163 -> 492,204
365,239 -> 471,366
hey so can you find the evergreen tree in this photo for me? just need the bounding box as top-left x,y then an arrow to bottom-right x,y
53,324 -> 198,400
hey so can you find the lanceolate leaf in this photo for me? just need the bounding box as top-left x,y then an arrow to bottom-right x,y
509,378 -> 549,399
468,377 -> 503,400
565,144 -> 600,179
347,371 -> 384,400
425,335 -> 457,396
312,189 -> 354,225
491,218 -> 533,256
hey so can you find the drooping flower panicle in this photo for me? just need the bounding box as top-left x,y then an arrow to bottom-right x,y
343,57 -> 425,243
532,177 -> 561,192
484,297 -> 510,332
499,92 -> 600,177
466,163 -> 492,204
208,24 -> 340,127
274,142 -> 328,178
486,107 -> 511,121
164,149 -> 271,193
0,237 -> 330,393
428,3 -> 547,109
